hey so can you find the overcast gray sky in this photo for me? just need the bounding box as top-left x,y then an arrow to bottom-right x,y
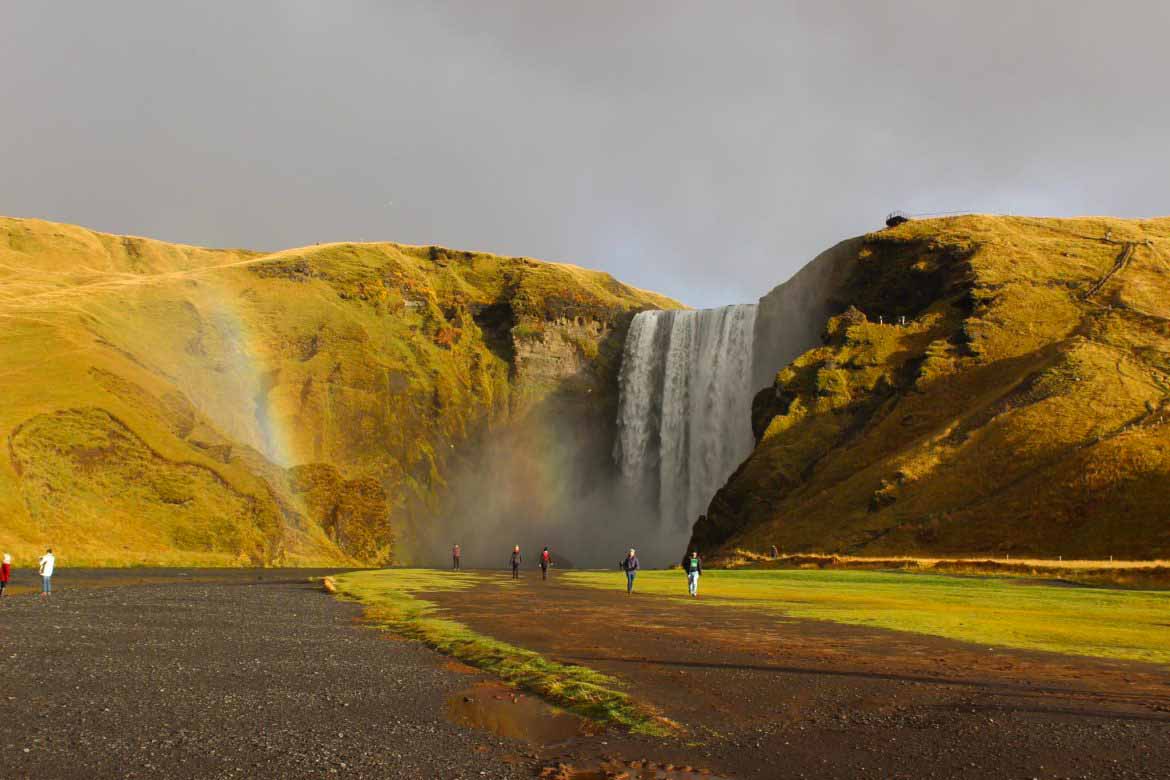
3,1 -> 1168,307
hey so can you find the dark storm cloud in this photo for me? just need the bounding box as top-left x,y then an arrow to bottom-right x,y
3,1 -> 1168,307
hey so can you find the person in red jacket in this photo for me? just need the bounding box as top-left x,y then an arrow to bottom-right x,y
1,553 -> 11,598
539,547 -> 551,580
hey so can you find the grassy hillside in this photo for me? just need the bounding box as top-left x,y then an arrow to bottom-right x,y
0,217 -> 678,567
693,215 -> 1170,559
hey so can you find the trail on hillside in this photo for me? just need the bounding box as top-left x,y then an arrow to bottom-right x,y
1082,241 -> 1138,300
0,250 -> 293,311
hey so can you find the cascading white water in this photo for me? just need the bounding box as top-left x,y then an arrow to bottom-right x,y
615,305 -> 758,532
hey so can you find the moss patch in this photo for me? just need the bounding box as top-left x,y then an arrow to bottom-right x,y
332,569 -> 672,734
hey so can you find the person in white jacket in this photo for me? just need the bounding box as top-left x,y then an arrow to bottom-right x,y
39,549 -> 55,599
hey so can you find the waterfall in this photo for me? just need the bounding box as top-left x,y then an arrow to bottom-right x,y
615,305 -> 758,532
610,238 -> 859,557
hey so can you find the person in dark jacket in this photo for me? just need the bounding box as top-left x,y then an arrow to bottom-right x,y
620,548 -> 639,594
539,547 -> 551,580
510,546 -> 522,579
684,550 -> 703,597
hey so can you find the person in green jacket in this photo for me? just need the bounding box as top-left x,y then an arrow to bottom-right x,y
684,550 -> 702,597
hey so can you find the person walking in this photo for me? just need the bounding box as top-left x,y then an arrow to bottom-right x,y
539,546 -> 551,580
39,548 -> 55,600
0,553 -> 11,598
452,544 -> 461,571
621,548 -> 639,594
510,546 -> 522,579
684,550 -> 703,597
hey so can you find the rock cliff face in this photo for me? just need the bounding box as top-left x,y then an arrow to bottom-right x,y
0,217 -> 679,566
751,237 -> 860,390
694,215 -> 1170,560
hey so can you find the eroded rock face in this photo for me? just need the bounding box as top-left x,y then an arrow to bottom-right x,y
512,316 -> 616,400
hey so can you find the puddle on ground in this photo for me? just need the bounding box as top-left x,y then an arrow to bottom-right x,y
444,682 -> 597,745
447,684 -> 730,778
541,759 -> 729,779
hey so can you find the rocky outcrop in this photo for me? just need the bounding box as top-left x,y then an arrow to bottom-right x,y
513,316 -> 615,399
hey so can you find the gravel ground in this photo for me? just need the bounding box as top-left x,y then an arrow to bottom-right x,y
0,574 -> 532,780
6,571 -> 1170,780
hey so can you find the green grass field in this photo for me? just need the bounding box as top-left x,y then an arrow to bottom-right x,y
561,569 -> 1170,665
330,569 -> 671,734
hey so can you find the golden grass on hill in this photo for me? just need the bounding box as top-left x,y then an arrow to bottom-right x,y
696,214 -> 1170,561
0,217 -> 680,567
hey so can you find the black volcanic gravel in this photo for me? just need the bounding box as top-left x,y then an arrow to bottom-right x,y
7,571 -> 1170,780
0,574 -> 530,779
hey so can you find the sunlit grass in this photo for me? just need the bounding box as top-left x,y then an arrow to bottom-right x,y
721,550 -> 1170,588
332,569 -> 671,734
728,550 -> 1170,571
561,569 -> 1170,665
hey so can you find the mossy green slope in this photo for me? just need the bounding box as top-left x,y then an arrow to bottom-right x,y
0,216 -> 679,566
694,215 -> 1170,559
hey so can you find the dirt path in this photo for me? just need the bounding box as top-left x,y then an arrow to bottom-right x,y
426,573 -> 1170,779
0,571 -> 538,779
